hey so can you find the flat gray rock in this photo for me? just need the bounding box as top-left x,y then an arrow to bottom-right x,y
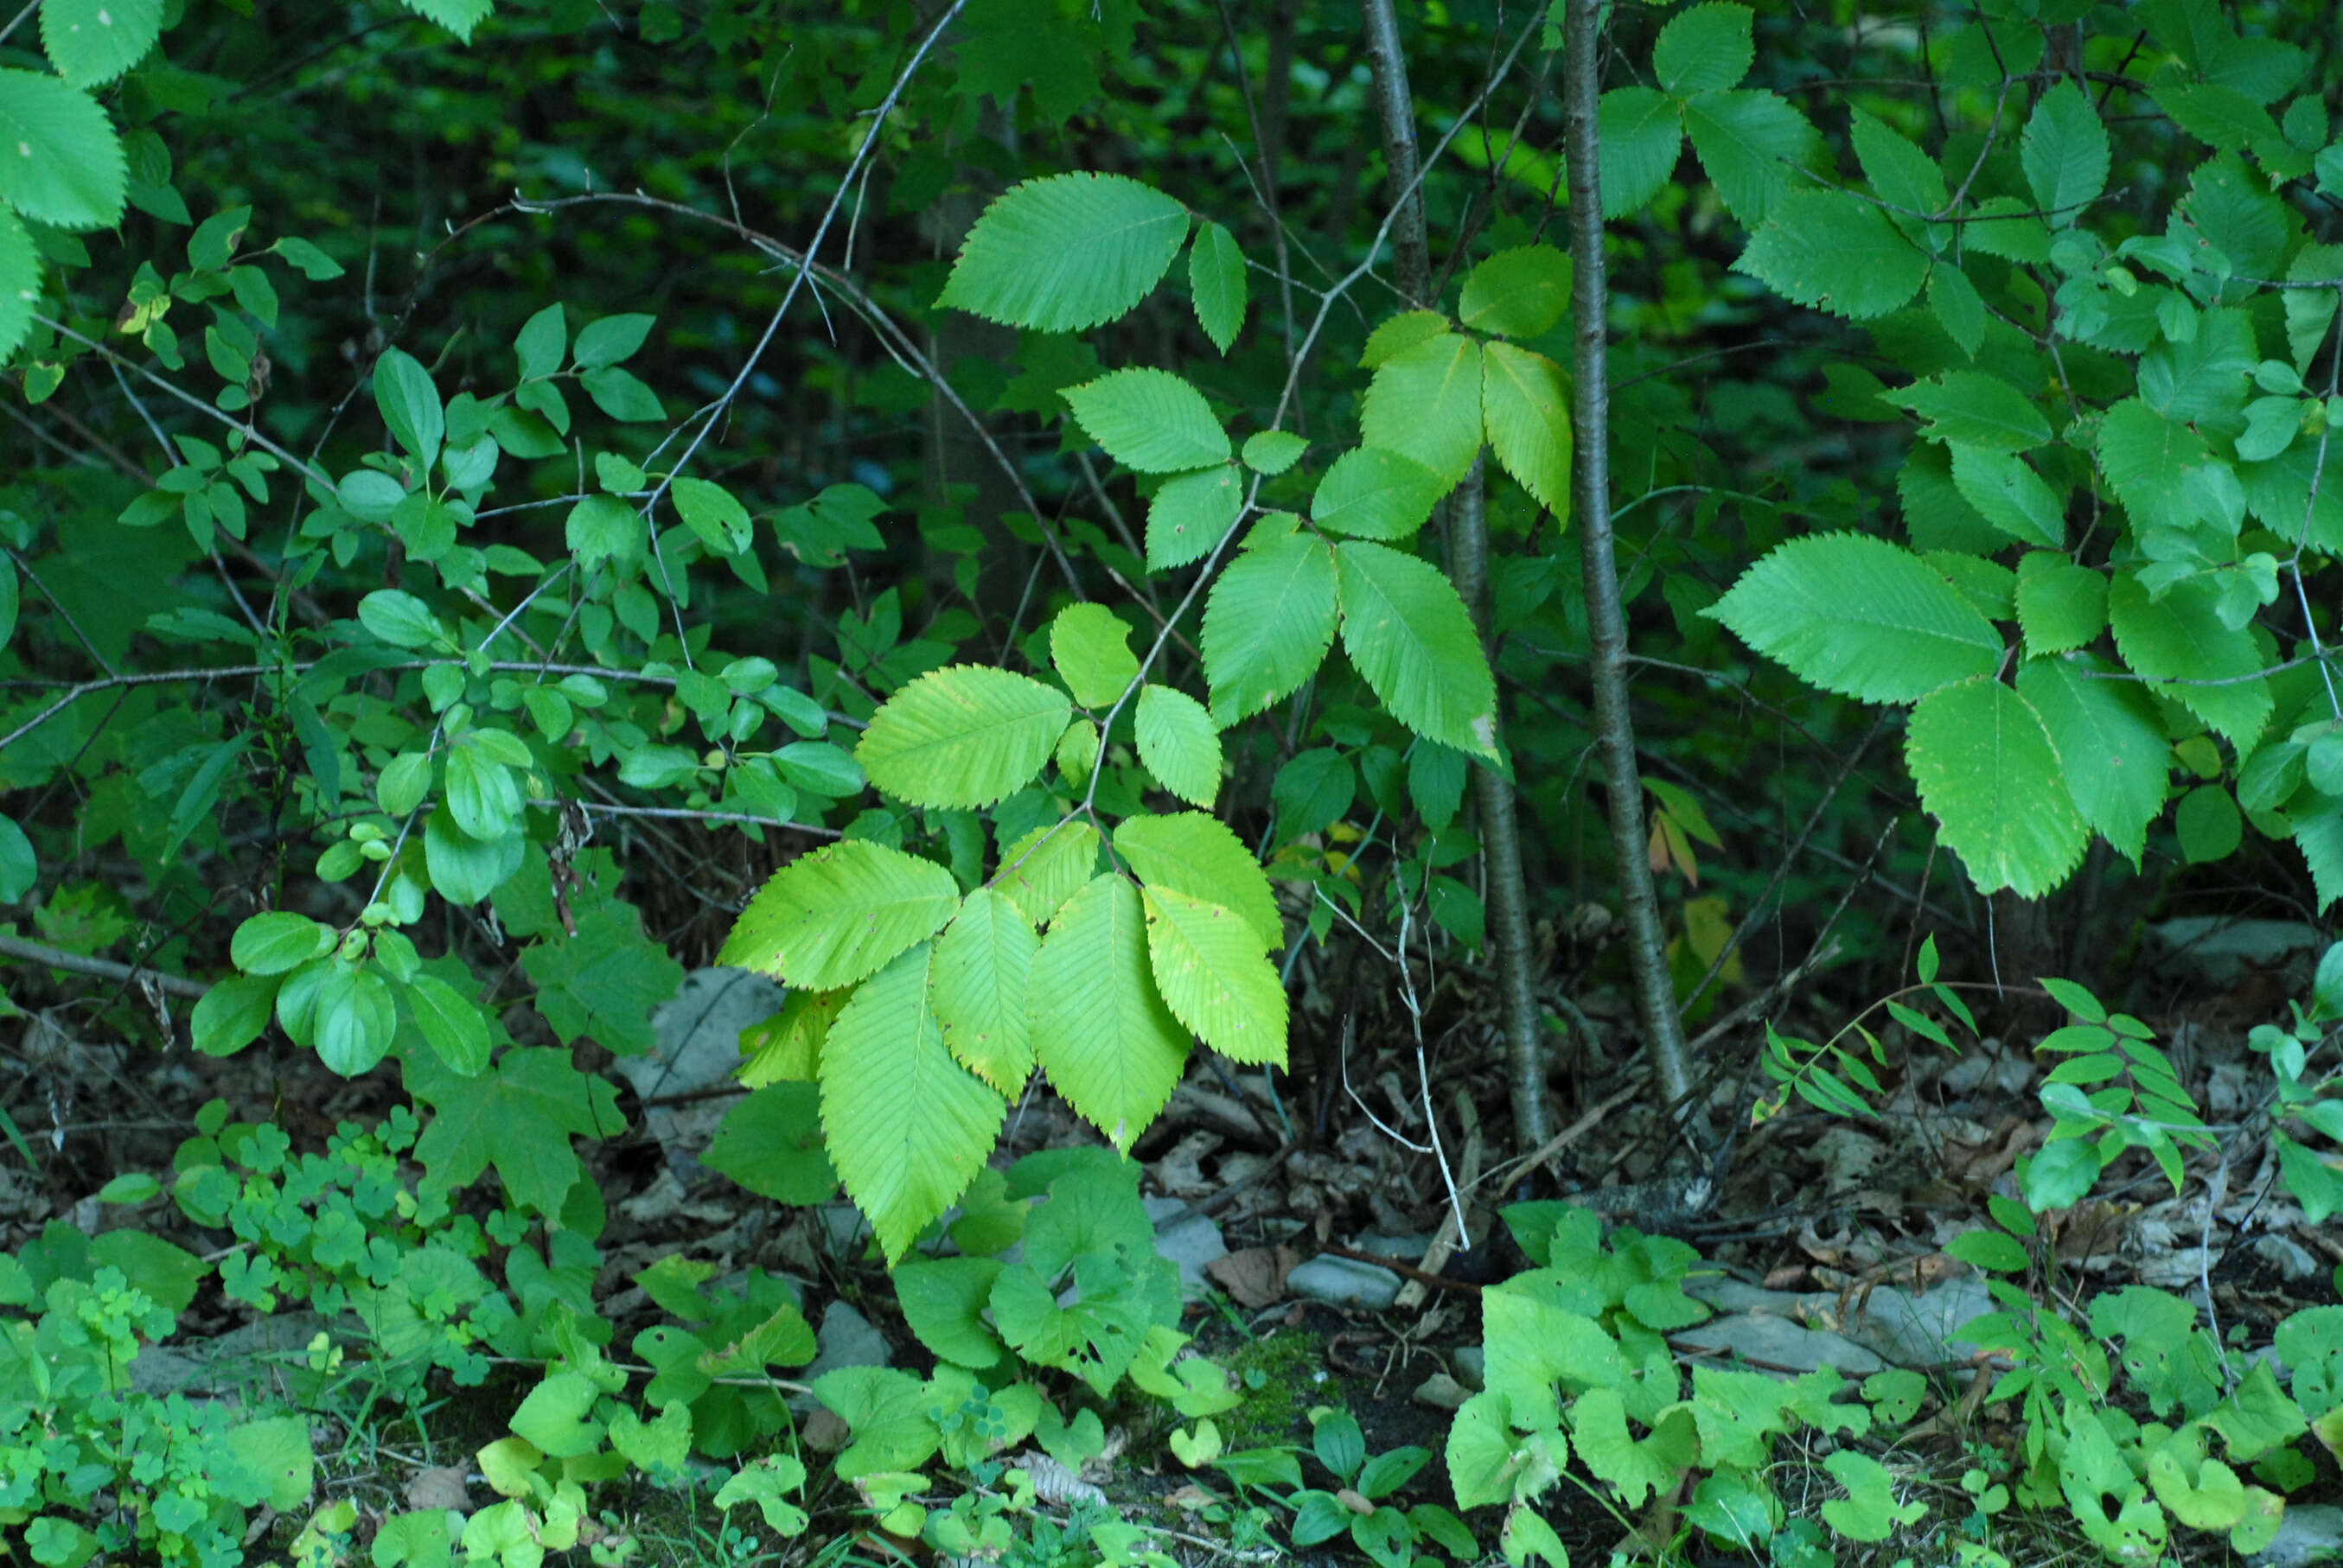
2252,1504 -> 2343,1567
1454,1345 -> 1485,1390
623,968 -> 786,1167
1837,1280 -> 1995,1368
791,1301 -> 891,1410
1670,1313 -> 1885,1376
1143,1197 -> 1229,1302
1288,1254 -> 1401,1310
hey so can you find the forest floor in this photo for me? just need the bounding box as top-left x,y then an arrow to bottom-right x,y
9,913 -> 2342,1566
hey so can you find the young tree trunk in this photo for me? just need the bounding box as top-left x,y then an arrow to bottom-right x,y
1363,0 -> 1553,1151
1562,0 -> 1698,1112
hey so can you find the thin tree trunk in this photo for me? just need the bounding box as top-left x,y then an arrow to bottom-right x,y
1562,0 -> 1697,1112
1363,0 -> 1552,1151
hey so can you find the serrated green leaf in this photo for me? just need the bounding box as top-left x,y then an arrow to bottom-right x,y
1907,678 -> 2088,897
1480,342 -> 1572,516
2021,80 -> 2109,227
1063,367 -> 1229,474
938,172 -> 1189,332
41,0 -> 162,89
1114,812 -> 1281,950
2107,572 -> 2271,750
1655,3 -> 1753,95
1028,876 -> 1190,1151
1929,264 -> 1986,359
1050,602 -> 1138,708
1361,309 -> 1449,370
1599,86 -> 1683,219
1707,533 -> 2001,703
1851,109 -> 1946,214
856,665 -> 1072,809
1683,88 -> 1813,224
1202,530 -> 1337,722
1241,430 -> 1306,475
1146,465 -> 1244,569
1950,445 -> 2065,546
930,886 -> 1037,1095
1188,220 -> 1245,354
2015,656 -> 2167,866
399,0 -> 493,41
820,941 -> 1005,1264
719,840 -> 963,990
1335,540 -> 1500,760
1734,189 -> 1927,320
996,819 -> 1101,927
0,68 -> 124,231
1142,886 -> 1286,1067
1360,333 -> 1482,488
2097,398 -> 2209,534
1458,245 -> 1571,339
2014,553 -> 2107,656
1883,371 -> 2051,451
1134,685 -> 1221,807
1310,447 -> 1442,541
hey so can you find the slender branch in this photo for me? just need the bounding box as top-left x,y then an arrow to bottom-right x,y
0,935 -> 209,1000
1565,0 -> 1696,1112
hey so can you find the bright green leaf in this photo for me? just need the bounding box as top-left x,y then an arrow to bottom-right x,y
1335,539 -> 1500,761
1028,875 -> 1189,1151
856,665 -> 1073,809
1906,678 -> 2088,898
1707,533 -> 2000,703
719,839 -> 963,991
1134,685 -> 1221,807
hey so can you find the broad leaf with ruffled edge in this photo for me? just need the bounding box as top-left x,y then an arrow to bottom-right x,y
1733,189 -> 1927,320
1050,602 -> 1138,708
1027,875 -> 1190,1151
1134,685 -> 1221,807
1653,3 -> 1753,96
938,172 -> 1189,332
1459,245 -> 1572,339
2106,573 -> 2271,751
1203,530 -> 1337,723
407,1047 -> 624,1215
1880,371 -> 2051,451
1114,811 -> 1281,951
1146,465 -> 1244,568
1682,89 -> 1814,224
2017,655 -> 2165,865
1481,342 -> 1572,516
41,0 -> 163,89
1188,220 -> 1245,353
0,68 -> 124,230
719,839 -> 962,990
855,665 -> 1071,809
2097,398 -> 2208,533
996,819 -> 1101,927
1906,677 -> 2087,897
1361,334 -> 1483,487
1951,445 -> 2065,545
2021,81 -> 2109,228
1311,448 -> 1442,541
1141,885 -> 1286,1066
930,887 -> 1038,1095
1599,87 -> 1684,218
1336,540 -> 1500,761
1706,533 -> 2000,703
819,941 -> 1005,1263
1062,367 -> 1229,473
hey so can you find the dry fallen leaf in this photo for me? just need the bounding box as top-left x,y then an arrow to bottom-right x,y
1206,1245 -> 1299,1309
405,1464 -> 472,1513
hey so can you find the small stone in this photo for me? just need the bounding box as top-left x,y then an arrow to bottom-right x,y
2251,1503 -> 2343,1567
1286,1254 -> 1402,1310
1145,1196 -> 1229,1301
1453,1345 -> 1485,1390
1357,1233 -> 1433,1262
1670,1313 -> 1885,1376
1838,1279 -> 1996,1369
1412,1373 -> 1469,1411
790,1302 -> 890,1411
2252,1234 -> 2321,1283
1683,1275 -> 1810,1316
